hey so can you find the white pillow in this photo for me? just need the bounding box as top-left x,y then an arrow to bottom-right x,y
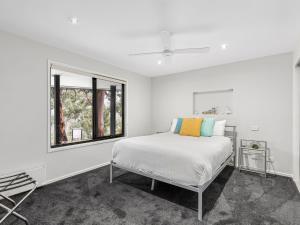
170,118 -> 178,132
213,120 -> 226,136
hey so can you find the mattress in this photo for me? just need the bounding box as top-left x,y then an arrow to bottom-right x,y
112,132 -> 232,186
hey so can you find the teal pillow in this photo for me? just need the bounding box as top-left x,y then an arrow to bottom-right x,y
174,118 -> 183,133
201,118 -> 215,137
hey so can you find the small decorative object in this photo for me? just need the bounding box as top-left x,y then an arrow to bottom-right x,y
224,106 -> 232,115
250,141 -> 260,149
72,128 -> 82,141
202,106 -> 232,115
202,107 -> 217,115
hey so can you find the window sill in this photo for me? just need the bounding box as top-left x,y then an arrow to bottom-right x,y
48,136 -> 126,153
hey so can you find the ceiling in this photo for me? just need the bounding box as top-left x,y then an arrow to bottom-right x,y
0,0 -> 299,77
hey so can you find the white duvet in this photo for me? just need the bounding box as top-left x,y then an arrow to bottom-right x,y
112,132 -> 232,186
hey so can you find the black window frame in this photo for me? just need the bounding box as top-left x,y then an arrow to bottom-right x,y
50,67 -> 126,149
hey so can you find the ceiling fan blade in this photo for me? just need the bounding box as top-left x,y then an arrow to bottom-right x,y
128,51 -> 163,56
173,47 -> 210,54
160,30 -> 171,50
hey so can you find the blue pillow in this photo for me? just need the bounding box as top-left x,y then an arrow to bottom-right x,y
174,118 -> 183,133
201,118 -> 215,137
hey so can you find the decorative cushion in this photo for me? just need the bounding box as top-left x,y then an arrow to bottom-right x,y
180,118 -> 203,137
174,118 -> 183,133
170,118 -> 178,132
201,118 -> 215,137
213,120 -> 227,136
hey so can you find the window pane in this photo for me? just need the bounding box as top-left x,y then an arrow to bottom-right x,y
96,79 -> 123,137
96,79 -> 112,137
50,75 -> 55,146
52,69 -> 93,145
116,85 -> 123,135
50,64 -> 125,148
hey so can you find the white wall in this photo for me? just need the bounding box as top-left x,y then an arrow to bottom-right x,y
0,29 -> 296,187
293,45 -> 300,190
152,53 -> 293,176
0,31 -> 152,183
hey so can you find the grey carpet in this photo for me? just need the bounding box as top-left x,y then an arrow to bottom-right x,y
1,166 -> 299,225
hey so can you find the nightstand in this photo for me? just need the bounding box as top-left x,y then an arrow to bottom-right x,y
238,139 -> 268,177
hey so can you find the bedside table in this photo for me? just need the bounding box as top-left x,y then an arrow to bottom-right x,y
238,139 -> 268,177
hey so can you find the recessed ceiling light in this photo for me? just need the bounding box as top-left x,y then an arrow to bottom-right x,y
221,44 -> 228,50
157,60 -> 162,65
70,17 -> 78,25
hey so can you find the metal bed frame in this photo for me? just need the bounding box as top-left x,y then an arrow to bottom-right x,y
110,126 -> 237,221
0,172 -> 37,224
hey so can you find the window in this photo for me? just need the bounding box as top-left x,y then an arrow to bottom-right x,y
50,64 -> 125,148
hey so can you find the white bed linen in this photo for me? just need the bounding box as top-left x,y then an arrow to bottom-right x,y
112,132 -> 232,186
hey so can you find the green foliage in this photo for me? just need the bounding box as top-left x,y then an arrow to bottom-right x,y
50,86 -> 123,144
61,88 -> 93,141
103,91 -> 111,136
116,90 -> 123,134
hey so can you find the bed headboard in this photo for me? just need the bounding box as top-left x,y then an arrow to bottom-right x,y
225,125 -> 237,166
225,125 -> 236,139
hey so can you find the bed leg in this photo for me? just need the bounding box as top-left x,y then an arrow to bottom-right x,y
151,179 -> 155,191
110,161 -> 113,184
198,188 -> 203,221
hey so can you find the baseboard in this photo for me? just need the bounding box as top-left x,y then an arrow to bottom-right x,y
43,162 -> 110,186
293,178 -> 300,192
267,170 -> 293,178
230,165 -> 293,178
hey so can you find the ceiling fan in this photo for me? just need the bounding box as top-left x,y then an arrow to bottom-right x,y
129,31 -> 210,58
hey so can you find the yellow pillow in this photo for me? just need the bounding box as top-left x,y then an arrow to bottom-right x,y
179,118 -> 203,137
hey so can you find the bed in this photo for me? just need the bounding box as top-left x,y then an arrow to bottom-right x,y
110,126 -> 237,221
